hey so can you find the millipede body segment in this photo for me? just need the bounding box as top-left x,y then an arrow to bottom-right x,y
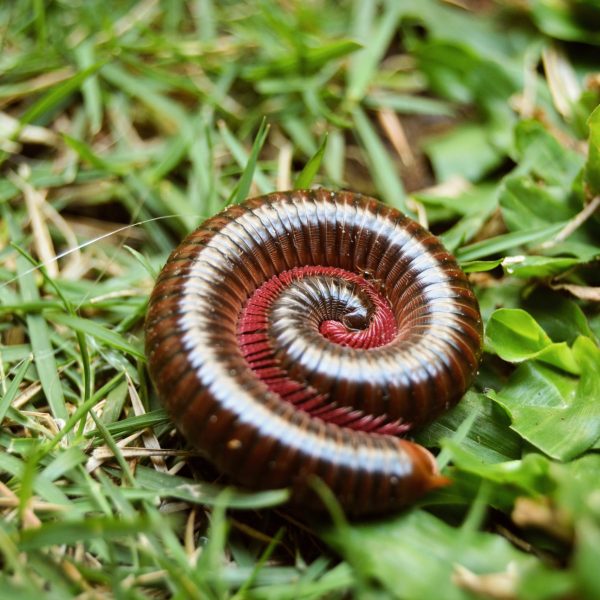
145,189 -> 483,515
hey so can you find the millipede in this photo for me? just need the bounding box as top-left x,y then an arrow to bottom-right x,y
144,189 -> 483,515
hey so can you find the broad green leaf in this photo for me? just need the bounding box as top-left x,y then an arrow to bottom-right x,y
442,213 -> 492,252
491,336 -> 600,460
446,445 -> 553,498
513,120 -> 584,186
486,309 -> 579,374
554,454 -> 600,519
518,563 -> 576,600
460,259 -> 503,273
414,39 -> 518,108
550,454 -> 600,596
400,1 -> 515,61
530,1 -> 600,44
524,291 -> 594,345
426,184 -> 496,250
415,183 -> 498,219
415,392 -> 521,463
574,520 -> 600,599
423,123 -> 503,183
541,238 -> 600,261
324,510 -> 537,600
499,175 -> 578,233
502,255 -> 581,278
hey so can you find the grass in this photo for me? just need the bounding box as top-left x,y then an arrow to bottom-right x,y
1,0 -> 600,598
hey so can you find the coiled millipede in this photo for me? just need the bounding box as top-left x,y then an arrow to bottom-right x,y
145,189 -> 483,515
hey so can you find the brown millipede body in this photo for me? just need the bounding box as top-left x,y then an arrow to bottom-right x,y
145,189 -> 483,515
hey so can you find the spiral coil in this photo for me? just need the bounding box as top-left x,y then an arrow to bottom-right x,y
145,189 -> 482,514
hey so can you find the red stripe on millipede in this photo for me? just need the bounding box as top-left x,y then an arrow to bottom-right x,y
237,266 -> 407,434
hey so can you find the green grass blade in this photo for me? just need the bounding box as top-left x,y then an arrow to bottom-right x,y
352,106 -> 406,211
227,118 -> 271,205
19,62 -> 106,127
46,312 -> 144,360
74,41 -> 103,134
0,358 -> 31,423
6,215 -> 68,424
294,133 -> 328,189
456,222 -> 565,261
346,1 -> 401,105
